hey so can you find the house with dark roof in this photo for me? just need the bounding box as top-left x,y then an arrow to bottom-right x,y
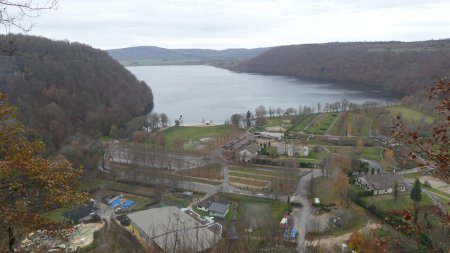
355,172 -> 407,195
208,203 -> 229,218
197,194 -> 230,216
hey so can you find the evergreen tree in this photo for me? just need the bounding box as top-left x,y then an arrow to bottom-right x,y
410,178 -> 422,202
393,181 -> 399,201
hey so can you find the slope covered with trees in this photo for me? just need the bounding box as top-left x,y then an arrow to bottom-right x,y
234,40 -> 450,95
107,46 -> 269,67
0,35 -> 154,151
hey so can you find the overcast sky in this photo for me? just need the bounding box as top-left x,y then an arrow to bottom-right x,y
16,0 -> 450,49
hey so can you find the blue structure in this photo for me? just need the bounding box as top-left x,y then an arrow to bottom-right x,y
109,196 -> 135,209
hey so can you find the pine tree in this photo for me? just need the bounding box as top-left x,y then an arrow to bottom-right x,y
410,178 -> 422,202
393,181 -> 399,201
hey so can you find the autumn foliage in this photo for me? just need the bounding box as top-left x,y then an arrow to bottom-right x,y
0,94 -> 88,252
391,79 -> 450,182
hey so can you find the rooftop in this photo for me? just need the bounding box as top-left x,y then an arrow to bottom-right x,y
197,194 -> 230,209
208,203 -> 228,214
359,172 -> 406,189
128,206 -> 219,252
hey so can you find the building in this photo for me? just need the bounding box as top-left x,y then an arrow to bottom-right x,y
238,142 -> 261,162
63,203 -> 98,222
277,142 -> 309,157
208,203 -> 229,218
197,194 -> 230,215
128,206 -> 220,252
255,131 -> 284,140
355,172 -> 406,195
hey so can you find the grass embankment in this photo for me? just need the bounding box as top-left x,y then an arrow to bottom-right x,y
306,113 -> 339,135
291,114 -> 319,131
229,166 -> 301,194
385,105 -> 435,124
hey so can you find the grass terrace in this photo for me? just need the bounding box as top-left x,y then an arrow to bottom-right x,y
306,113 -> 339,135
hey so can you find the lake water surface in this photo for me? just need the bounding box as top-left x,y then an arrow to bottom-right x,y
128,65 -> 396,124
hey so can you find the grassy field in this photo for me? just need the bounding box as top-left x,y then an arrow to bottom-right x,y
265,116 -> 293,128
385,105 -> 435,123
362,194 -> 434,212
306,113 -> 339,135
298,149 -> 323,164
311,176 -> 336,205
162,125 -> 240,149
291,114 -> 319,131
177,163 -> 223,180
222,193 -> 290,223
46,206 -> 73,223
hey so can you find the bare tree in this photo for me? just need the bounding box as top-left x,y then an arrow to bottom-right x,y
1,0 -> 58,32
160,113 -> 169,127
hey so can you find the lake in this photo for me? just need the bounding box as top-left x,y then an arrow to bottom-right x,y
128,65 -> 396,124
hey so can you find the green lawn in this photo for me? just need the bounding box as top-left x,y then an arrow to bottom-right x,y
193,205 -> 209,216
162,125 -> 239,149
362,194 -> 434,212
46,206 -> 73,223
361,147 -> 383,161
221,193 -> 289,222
402,172 -> 421,179
306,113 -> 339,135
385,105 -> 435,124
426,187 -> 450,199
226,202 -> 238,220
311,176 -> 337,205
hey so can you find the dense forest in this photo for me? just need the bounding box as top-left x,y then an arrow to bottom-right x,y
0,35 -> 154,153
234,40 -> 450,95
107,46 -> 269,67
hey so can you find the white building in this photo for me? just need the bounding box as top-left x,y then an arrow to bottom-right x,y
277,143 -> 309,157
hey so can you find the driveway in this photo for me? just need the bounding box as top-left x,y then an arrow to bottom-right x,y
291,169 -> 322,251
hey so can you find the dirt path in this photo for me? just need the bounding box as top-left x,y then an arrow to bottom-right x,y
308,223 -> 379,249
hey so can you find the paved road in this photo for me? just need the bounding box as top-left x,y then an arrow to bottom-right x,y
291,169 -> 322,251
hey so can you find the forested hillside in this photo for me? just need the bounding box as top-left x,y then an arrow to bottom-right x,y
0,35 -> 154,151
107,46 -> 269,66
234,40 -> 450,94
